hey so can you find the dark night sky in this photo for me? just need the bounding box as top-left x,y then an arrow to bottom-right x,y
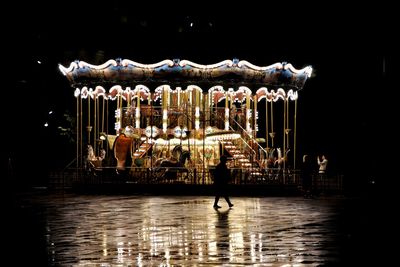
5,2 -> 394,187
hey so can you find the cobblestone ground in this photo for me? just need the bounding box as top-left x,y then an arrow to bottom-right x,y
9,192 -> 383,266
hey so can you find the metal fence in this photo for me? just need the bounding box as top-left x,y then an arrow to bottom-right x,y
48,167 -> 344,195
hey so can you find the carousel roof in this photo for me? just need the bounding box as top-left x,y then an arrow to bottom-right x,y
59,58 -> 312,90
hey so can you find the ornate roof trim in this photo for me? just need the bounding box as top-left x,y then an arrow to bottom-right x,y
59,58 -> 312,90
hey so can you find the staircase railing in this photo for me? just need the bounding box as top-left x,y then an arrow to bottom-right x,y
214,112 -> 263,161
229,116 -> 268,155
212,112 -> 266,179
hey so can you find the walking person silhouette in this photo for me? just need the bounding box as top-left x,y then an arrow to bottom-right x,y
213,155 -> 234,209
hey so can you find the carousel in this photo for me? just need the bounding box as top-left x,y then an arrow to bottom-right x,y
59,58 -> 312,184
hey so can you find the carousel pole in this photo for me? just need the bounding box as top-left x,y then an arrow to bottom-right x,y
149,92 -> 153,170
195,89 -> 200,131
184,89 -> 191,158
87,93 -> 91,145
209,93 -> 212,128
225,91 -> 229,130
120,93 -> 123,130
102,97 -> 105,134
266,99 -> 269,149
136,87 -> 141,128
94,95 -> 97,155
208,93 -> 210,128
76,91 -> 79,169
96,95 -> 101,152
285,97 -> 291,171
283,98 -> 286,170
96,96 -> 99,153
80,94 -> 83,167
214,92 -> 217,129
246,89 -> 251,133
253,94 -> 258,159
203,90 -> 206,184
189,89 -> 192,130
116,94 -> 119,133
185,91 -> 190,160
177,87 -> 181,127
287,97 -> 290,149
195,89 -> 200,164
162,86 -> 167,136
106,97 -> 109,136
294,98 -> 298,170
270,99 -> 274,147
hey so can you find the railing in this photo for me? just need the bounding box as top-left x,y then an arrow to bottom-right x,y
49,163 -> 344,196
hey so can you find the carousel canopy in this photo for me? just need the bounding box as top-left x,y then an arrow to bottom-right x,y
59,58 -> 312,90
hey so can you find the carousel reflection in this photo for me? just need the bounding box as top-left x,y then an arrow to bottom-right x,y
39,196 -> 345,266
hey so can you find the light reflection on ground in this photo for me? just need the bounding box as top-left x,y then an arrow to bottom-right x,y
13,194 -> 372,266
19,195 -> 350,266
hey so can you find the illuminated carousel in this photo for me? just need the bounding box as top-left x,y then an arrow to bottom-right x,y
59,58 -> 312,184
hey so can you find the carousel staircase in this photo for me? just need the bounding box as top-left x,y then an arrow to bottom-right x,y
132,141 -> 152,159
221,140 -> 264,179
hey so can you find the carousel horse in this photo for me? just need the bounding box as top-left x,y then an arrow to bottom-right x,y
85,145 -> 106,175
275,148 -> 284,168
267,148 -> 276,168
113,132 -> 133,173
84,145 -> 96,171
154,145 -> 191,181
265,147 -> 285,180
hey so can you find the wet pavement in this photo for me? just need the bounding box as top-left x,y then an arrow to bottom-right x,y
9,192 -> 384,266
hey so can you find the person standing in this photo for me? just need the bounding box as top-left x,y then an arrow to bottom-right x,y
317,154 -> 328,193
317,154 -> 328,174
213,155 -> 234,209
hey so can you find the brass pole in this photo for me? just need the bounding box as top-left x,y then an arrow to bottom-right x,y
294,98 -> 297,170
177,88 -> 181,127
106,98 -> 109,136
253,95 -> 258,160
119,94 -> 123,132
97,96 -> 100,151
94,96 -> 97,154
88,95 -> 91,144
76,93 -> 79,169
266,100 -> 269,149
253,95 -> 257,137
225,91 -> 229,130
137,88 -> 141,128
246,90 -> 250,132
102,97 -> 105,133
116,94 -> 119,133
287,97 -> 290,149
80,96 -> 83,167
203,90 -> 206,184
189,90 -> 192,130
283,99 -> 286,170
271,100 -> 274,147
214,92 -> 217,128
150,92 -> 153,169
